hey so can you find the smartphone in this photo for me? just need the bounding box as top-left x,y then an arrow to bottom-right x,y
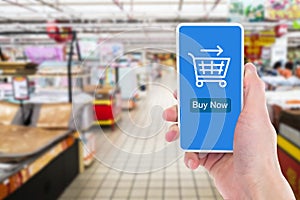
177,23 -> 244,152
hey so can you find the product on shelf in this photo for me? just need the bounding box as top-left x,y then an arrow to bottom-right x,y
37,61 -> 83,75
0,62 -> 38,75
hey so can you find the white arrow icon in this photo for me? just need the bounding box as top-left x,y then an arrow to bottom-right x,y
200,45 -> 223,56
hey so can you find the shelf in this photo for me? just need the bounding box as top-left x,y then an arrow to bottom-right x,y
30,74 -> 90,78
0,135 -> 76,200
0,73 -> 89,78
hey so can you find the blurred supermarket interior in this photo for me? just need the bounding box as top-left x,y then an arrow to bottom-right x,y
0,0 -> 300,199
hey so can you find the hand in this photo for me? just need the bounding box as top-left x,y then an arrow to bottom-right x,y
163,63 -> 295,199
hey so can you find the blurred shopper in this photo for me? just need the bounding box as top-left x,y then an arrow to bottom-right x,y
278,61 -> 293,78
296,61 -> 300,78
263,61 -> 282,76
273,61 -> 282,70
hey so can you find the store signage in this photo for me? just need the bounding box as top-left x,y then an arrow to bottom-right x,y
274,24 -> 288,37
244,30 -> 276,60
12,76 -> 29,100
259,30 -> 276,44
245,46 -> 262,61
245,31 -> 276,46
265,1 -> 300,20
177,23 -> 243,152
24,46 -> 64,64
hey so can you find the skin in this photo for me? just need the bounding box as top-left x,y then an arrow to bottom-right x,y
163,63 -> 295,199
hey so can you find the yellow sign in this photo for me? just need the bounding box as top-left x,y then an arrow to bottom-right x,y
244,30 -> 275,47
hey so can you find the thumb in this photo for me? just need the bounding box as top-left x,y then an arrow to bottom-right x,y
243,63 -> 267,115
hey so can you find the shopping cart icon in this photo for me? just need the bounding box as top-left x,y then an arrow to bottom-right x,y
188,52 -> 231,88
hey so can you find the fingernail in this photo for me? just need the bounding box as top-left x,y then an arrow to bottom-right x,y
169,125 -> 178,132
188,159 -> 194,169
245,63 -> 256,76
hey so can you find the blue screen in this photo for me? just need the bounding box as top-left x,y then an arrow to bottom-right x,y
178,24 -> 243,151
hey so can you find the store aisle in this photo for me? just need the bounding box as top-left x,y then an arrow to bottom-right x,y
59,158 -> 222,200
59,69 -> 223,200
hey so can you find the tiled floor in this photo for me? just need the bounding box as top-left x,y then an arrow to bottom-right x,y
59,159 -> 223,200
59,68 -> 223,200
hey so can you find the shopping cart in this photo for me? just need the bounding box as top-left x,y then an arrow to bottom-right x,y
188,52 -> 230,88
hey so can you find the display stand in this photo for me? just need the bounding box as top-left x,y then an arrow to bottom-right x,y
0,31 -> 82,103
83,63 -> 122,130
84,84 -> 122,130
0,31 -> 88,199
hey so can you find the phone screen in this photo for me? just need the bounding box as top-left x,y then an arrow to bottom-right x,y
177,23 -> 244,152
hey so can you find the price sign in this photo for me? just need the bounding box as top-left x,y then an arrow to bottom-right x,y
12,76 -> 29,100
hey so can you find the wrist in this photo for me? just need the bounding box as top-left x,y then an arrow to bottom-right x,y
246,169 -> 295,200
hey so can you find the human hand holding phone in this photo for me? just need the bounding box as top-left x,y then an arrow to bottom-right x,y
163,63 -> 295,199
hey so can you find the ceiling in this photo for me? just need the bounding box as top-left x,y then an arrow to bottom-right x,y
0,0 -> 299,52
0,0 -> 229,22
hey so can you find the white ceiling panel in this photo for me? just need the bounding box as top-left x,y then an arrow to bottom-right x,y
68,5 -> 121,12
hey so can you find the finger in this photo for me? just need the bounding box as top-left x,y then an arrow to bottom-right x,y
198,153 -> 208,159
184,152 -> 200,170
198,153 -> 208,166
165,124 -> 179,142
162,105 -> 178,122
202,153 -> 225,171
243,63 -> 268,115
